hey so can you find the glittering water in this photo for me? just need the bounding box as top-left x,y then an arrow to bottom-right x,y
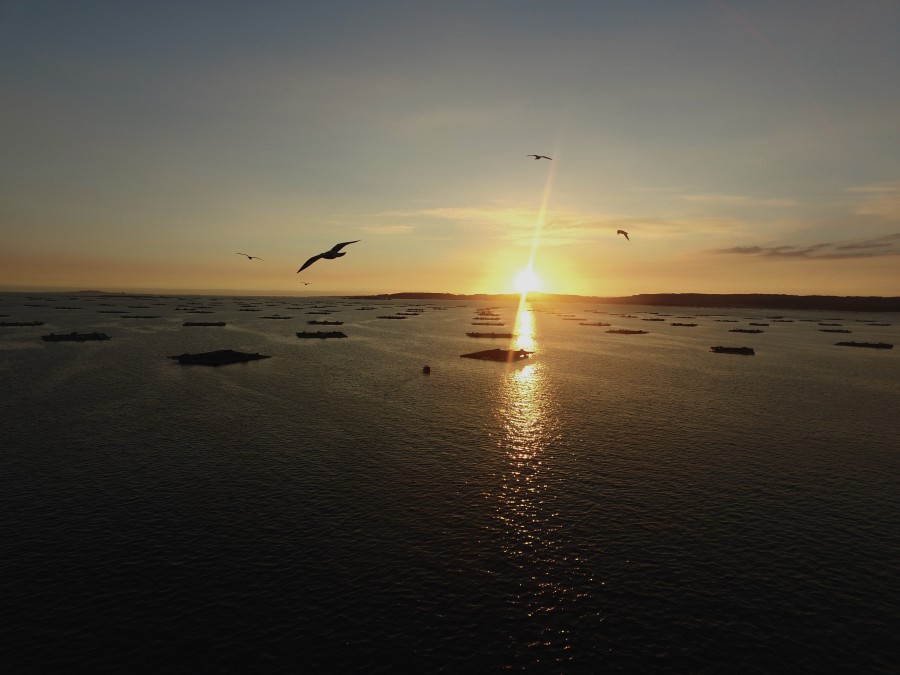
2,293 -> 899,672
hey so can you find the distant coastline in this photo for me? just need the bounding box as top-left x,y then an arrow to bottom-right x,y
2,288 -> 899,311
349,292 -> 900,312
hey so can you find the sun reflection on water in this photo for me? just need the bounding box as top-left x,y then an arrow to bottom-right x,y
488,299 -> 594,663
512,299 -> 536,353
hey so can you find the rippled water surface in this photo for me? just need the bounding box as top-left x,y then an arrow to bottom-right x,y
2,293 -> 899,672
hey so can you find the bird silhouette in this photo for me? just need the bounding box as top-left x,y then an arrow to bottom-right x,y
236,253 -> 264,260
616,230 -> 630,241
527,154 -> 552,160
297,240 -> 360,272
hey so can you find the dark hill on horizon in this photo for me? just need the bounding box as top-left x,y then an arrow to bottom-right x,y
349,292 -> 900,312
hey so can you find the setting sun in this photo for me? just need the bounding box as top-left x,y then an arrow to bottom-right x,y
514,268 -> 542,294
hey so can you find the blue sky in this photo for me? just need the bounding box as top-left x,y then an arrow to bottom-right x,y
2,0 -> 899,295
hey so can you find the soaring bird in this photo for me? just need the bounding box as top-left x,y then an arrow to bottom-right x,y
236,253 -> 264,260
527,154 -> 552,160
617,230 -> 630,241
297,240 -> 360,273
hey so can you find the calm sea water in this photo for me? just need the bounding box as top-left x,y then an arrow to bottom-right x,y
2,293 -> 899,673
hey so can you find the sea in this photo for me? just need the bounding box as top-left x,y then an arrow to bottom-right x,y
2,292 -> 899,673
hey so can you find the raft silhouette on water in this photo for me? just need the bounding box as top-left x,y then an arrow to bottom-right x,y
460,348 -> 533,362
169,349 -> 272,365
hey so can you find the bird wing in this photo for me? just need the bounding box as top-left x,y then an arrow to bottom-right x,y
329,240 -> 360,254
297,253 -> 324,272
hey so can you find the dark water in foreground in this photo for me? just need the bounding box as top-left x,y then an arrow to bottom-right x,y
2,293 -> 899,672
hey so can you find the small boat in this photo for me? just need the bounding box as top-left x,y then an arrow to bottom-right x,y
835,341 -> 893,349
42,331 -> 111,342
422,365 -> 431,374
460,348 -> 533,362
710,346 -> 754,355
296,331 -> 348,339
169,349 -> 271,366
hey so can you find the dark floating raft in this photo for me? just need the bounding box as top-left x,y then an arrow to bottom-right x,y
710,346 -> 755,355
183,321 -> 226,326
461,348 -> 533,362
607,329 -> 649,334
307,320 -> 344,325
42,331 -> 111,342
1,321 -> 45,326
296,331 -> 348,339
169,349 -> 272,365
730,328 -> 764,333
467,332 -> 515,338
835,341 -> 893,349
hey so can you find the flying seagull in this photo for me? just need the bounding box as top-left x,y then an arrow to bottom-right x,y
616,230 -> 630,241
297,240 -> 360,273
236,252 -> 264,260
527,154 -> 552,160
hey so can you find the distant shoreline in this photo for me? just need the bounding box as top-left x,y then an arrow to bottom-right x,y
2,289 -> 898,311
348,292 -> 900,312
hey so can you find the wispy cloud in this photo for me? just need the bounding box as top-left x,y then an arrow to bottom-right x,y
359,224 -> 416,235
378,205 -> 748,246
682,193 -> 798,208
717,233 -> 900,259
846,181 -> 900,219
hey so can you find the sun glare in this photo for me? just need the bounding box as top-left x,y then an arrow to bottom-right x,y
514,268 -> 542,294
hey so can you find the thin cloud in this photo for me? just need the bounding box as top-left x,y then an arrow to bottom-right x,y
846,181 -> 900,219
379,206 -> 748,246
359,224 -> 416,235
682,193 -> 798,208
717,233 -> 900,259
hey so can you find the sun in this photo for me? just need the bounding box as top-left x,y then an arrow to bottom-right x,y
514,267 -> 542,294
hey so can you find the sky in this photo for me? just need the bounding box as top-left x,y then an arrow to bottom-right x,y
2,0 -> 899,296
